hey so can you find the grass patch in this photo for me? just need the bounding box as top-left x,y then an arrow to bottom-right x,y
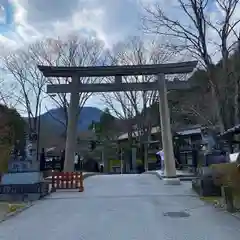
0,202 -> 26,220
200,196 -> 221,204
8,203 -> 25,213
199,196 -> 225,209
200,193 -> 240,210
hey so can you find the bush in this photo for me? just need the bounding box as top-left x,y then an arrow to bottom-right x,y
0,145 -> 12,174
211,163 -> 240,190
0,104 -> 25,175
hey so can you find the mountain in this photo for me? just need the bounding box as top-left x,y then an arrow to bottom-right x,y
26,106 -> 103,136
44,106 -> 102,130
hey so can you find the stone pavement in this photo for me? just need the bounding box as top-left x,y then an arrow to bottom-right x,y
0,174 -> 240,240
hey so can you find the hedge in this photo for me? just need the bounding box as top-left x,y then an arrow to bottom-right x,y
211,162 -> 240,190
0,145 -> 11,174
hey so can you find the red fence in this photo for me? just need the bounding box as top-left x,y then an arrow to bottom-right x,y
51,172 -> 84,192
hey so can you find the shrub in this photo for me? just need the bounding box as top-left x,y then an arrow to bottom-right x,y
0,104 -> 26,175
0,145 -> 12,174
211,163 -> 240,190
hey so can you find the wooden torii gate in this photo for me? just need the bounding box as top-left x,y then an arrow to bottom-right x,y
38,61 -> 197,184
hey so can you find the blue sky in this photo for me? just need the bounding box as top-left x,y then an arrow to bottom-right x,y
1,0 -> 240,116
0,0 -> 14,32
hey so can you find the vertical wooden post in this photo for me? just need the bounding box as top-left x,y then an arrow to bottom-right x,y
70,172 -> 74,189
223,186 -> 235,213
56,173 -> 60,189
79,172 -> 84,192
65,172 -> 69,189
51,171 -> 56,192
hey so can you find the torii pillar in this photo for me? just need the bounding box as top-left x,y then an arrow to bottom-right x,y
158,74 -> 180,185
64,76 -> 79,172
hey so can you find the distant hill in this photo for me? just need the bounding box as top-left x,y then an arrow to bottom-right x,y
44,106 -> 102,130
23,106 -> 131,150
25,106 -> 103,136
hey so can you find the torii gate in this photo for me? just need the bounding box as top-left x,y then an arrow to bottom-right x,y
38,61 -> 197,184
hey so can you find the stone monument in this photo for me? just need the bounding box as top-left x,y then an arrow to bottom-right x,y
0,133 -> 49,202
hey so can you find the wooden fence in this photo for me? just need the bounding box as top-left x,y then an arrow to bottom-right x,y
51,171 -> 84,192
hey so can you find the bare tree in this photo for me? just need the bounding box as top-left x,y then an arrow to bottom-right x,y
2,44 -> 47,132
142,0 -> 240,131
32,35 -> 105,137
170,88 -> 218,127
102,36 -> 177,145
231,37 -> 240,125
0,78 -> 13,107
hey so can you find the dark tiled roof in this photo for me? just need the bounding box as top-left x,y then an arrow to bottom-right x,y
219,124 -> 240,137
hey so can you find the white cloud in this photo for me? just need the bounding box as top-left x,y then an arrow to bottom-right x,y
0,0 -> 143,48
1,0 -> 240,115
1,0 -> 239,57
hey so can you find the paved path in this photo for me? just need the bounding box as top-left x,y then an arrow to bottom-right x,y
0,174 -> 240,240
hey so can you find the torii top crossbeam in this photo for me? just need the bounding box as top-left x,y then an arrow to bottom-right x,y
38,61 -> 197,93
38,61 -> 197,78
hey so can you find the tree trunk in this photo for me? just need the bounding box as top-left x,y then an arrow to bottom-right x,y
234,77 -> 240,126
208,71 -> 225,133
